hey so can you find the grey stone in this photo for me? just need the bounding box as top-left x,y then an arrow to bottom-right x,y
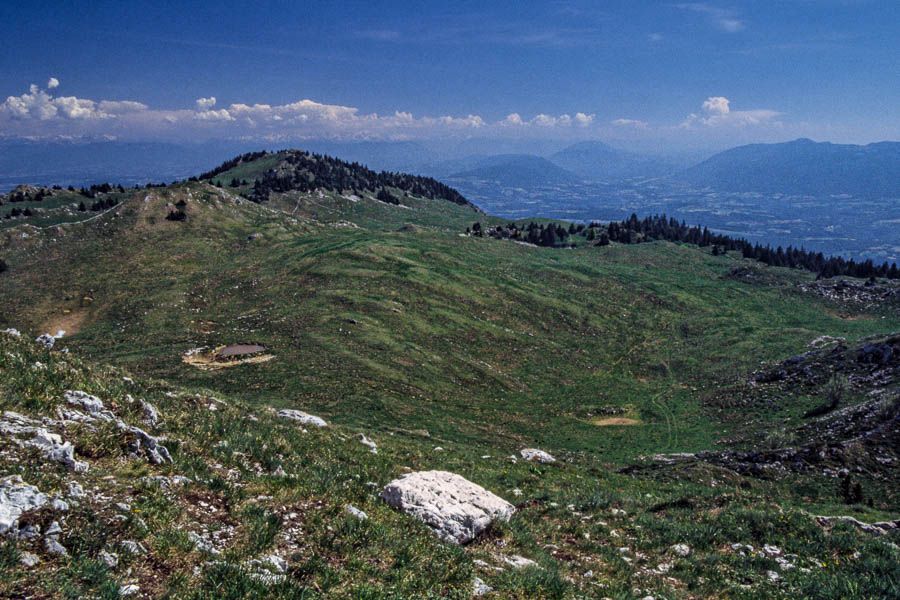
44,521 -> 62,536
0,475 -> 48,535
45,441 -> 89,473
67,482 -> 84,498
64,390 -> 105,413
141,401 -> 160,427
345,504 -> 368,520
19,551 -> 39,567
120,540 -> 147,555
520,448 -> 555,464
99,550 -> 119,568
277,409 -> 327,427
380,470 -> 514,544
473,576 -> 493,596
262,554 -> 287,573
500,555 -> 538,569
44,536 -> 68,556
35,334 -> 56,348
359,434 -> 378,453
187,531 -> 219,555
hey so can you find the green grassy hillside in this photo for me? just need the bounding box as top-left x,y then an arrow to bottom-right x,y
1,152 -> 899,598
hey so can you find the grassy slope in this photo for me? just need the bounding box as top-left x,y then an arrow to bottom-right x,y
0,168 -> 898,598
2,328 -> 899,600
0,184 -> 897,477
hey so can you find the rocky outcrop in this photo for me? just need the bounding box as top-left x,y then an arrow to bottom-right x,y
380,470 -> 514,544
816,515 -> 900,536
0,475 -> 48,536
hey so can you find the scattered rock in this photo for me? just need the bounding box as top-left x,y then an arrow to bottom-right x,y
520,448 -> 555,463
19,551 -> 40,567
45,521 -> 62,536
141,401 -> 160,427
122,424 -> 172,464
345,505 -> 368,520
670,543 -> 691,557
3,328 -> 21,337
262,555 -> 287,573
99,550 -> 119,568
816,514 -> 900,536
64,390 -> 105,414
473,576 -> 493,596
44,537 -> 68,556
35,334 -> 56,348
119,584 -> 140,596
500,555 -> 538,569
380,470 -> 515,544
0,475 -> 48,535
359,434 -> 378,454
188,531 -> 219,554
141,475 -> 191,490
120,540 -> 147,555
277,409 -> 327,427
51,498 -> 69,512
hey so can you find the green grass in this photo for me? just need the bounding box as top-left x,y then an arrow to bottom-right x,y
0,174 -> 899,598
1,328 -> 899,599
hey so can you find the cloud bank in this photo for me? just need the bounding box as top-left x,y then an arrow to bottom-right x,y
0,79 -> 599,141
1,79 -> 787,146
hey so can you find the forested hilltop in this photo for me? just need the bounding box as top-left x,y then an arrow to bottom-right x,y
199,150 -> 474,208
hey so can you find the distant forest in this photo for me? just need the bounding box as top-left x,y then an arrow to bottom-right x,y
472,214 -> 900,280
199,150 -> 471,207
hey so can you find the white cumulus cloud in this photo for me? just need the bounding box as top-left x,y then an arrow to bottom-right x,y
612,118 -> 648,129
47,77 -> 59,90
702,96 -> 730,116
195,97 -> 217,111
681,96 -> 781,128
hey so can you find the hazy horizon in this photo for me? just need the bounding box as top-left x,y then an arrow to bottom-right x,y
3,1 -> 900,153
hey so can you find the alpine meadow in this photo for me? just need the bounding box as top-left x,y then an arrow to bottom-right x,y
2,2 -> 900,599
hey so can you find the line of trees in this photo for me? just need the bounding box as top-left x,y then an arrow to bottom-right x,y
471,213 -> 900,280
605,214 -> 899,280
469,221 -> 579,247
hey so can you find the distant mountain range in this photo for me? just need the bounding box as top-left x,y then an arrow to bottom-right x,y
448,154 -> 580,187
678,138 -> 900,197
549,141 -> 680,180
0,138 -> 262,190
4,136 -> 900,200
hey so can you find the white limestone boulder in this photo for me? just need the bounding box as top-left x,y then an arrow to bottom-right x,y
520,448 -> 556,464
380,470 -> 514,544
0,475 -> 48,536
277,409 -> 327,427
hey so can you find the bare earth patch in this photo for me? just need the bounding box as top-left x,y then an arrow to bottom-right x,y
41,308 -> 89,336
183,345 -> 274,370
593,417 -> 641,426
826,311 -> 873,321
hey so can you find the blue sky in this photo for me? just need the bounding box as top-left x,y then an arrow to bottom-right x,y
1,0 -> 898,150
